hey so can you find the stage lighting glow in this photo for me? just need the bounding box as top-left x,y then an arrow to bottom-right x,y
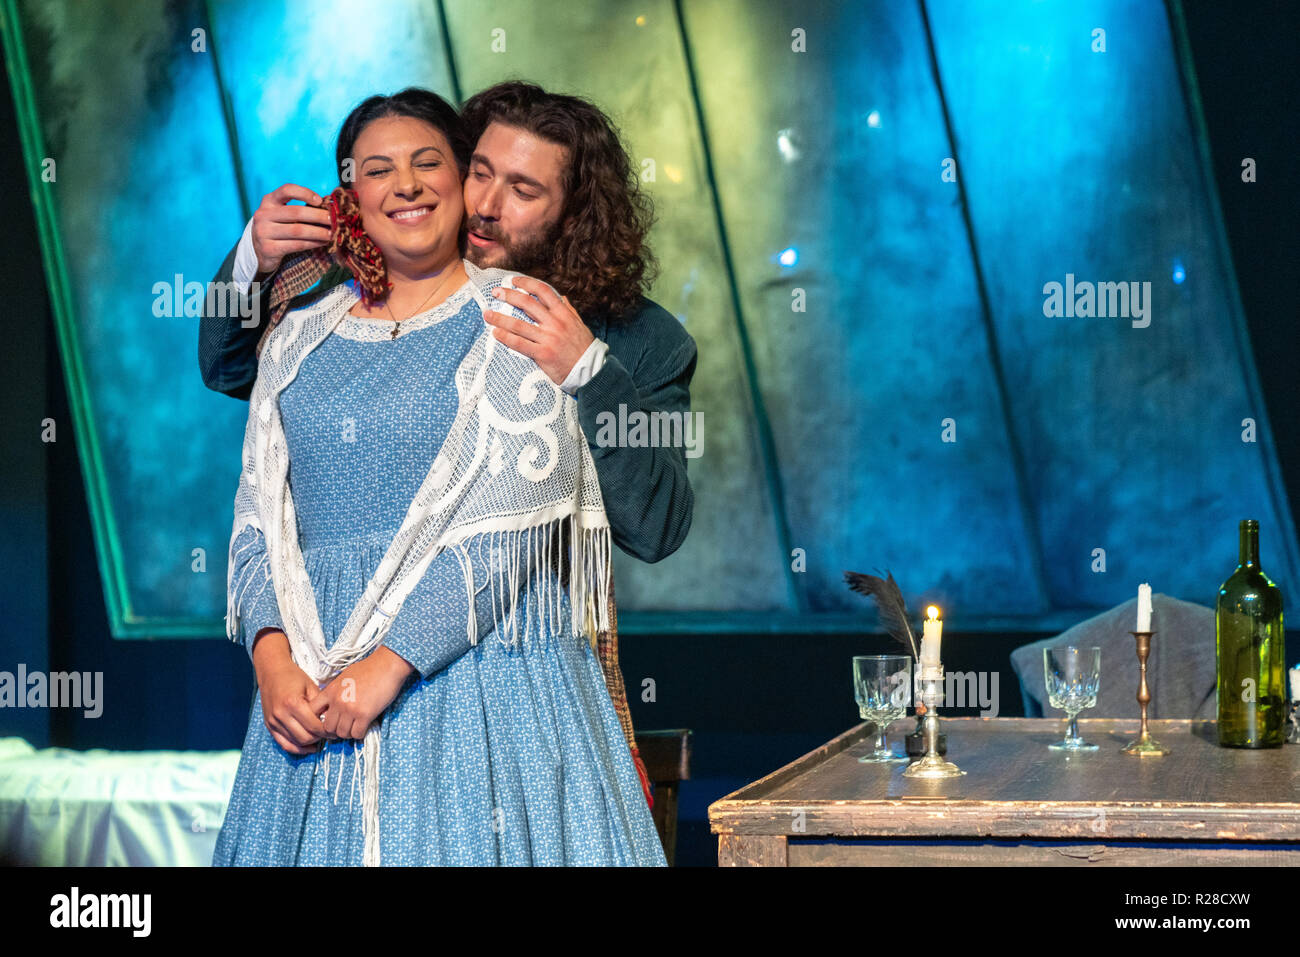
866,109 -> 881,128
1172,260 -> 1186,284
778,247 -> 798,267
777,128 -> 800,162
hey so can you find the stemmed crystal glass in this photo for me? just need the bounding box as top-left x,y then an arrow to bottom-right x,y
853,655 -> 913,763
1043,645 -> 1101,751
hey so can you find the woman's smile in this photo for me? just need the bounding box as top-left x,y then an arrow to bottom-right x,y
387,204 -> 435,224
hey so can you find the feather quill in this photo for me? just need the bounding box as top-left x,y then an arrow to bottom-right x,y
844,570 -> 920,661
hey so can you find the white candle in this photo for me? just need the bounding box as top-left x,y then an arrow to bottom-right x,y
920,605 -> 943,668
1137,583 -> 1152,632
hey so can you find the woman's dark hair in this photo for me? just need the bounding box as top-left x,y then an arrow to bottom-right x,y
461,81 -> 658,322
335,87 -> 471,186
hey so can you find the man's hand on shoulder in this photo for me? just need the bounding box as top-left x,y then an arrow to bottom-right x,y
483,276 -> 597,386
201,184 -> 332,399
251,183 -> 333,275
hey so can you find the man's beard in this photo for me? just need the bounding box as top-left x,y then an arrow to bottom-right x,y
463,214 -> 558,280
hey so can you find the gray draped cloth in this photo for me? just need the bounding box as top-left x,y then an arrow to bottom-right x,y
1010,594 -> 1217,719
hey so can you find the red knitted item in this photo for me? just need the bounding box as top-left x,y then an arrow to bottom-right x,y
324,187 -> 391,307
631,747 -> 654,810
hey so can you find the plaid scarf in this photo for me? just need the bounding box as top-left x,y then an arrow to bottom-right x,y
251,190 -> 652,809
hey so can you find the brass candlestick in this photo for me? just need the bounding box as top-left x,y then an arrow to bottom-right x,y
1121,630 -> 1170,755
903,664 -> 965,778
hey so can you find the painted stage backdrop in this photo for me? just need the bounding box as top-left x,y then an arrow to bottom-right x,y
5,0 -> 1295,638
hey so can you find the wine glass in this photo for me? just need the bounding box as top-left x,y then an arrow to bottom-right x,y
1043,645 -> 1101,750
853,655 -> 913,762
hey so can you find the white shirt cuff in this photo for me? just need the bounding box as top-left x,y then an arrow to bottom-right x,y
560,338 -> 609,395
231,219 -> 258,296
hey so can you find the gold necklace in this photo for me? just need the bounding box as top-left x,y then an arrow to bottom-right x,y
382,266 -> 461,339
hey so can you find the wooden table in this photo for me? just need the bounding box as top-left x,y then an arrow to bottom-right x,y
708,718 -> 1300,866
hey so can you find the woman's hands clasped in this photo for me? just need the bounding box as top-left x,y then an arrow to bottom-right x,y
251,630 -> 417,754
310,647 -> 416,742
251,629 -> 330,756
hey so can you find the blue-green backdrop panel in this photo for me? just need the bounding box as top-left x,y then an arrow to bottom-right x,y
926,0 -> 1300,607
5,0 -> 247,634
682,0 -> 1046,618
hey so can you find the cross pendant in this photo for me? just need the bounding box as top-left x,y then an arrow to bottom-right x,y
391,322 -> 400,339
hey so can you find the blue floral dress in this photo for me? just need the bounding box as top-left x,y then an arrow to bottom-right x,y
212,278 -> 666,866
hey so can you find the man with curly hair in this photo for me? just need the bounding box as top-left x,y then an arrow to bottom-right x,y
199,81 -> 696,565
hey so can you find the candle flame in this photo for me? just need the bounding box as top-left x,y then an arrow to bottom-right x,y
926,605 -> 940,621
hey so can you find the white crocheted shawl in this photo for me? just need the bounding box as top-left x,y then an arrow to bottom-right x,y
224,260 -> 612,864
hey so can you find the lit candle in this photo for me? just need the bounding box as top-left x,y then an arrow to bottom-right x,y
920,605 -> 943,668
1136,583 -> 1152,633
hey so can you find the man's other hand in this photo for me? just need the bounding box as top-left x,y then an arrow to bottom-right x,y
483,276 -> 596,385
252,183 -> 333,276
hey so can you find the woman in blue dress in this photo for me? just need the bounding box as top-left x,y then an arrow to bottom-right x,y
212,90 -> 666,866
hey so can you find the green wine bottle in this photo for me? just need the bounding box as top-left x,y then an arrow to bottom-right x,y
1216,519 -> 1286,747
